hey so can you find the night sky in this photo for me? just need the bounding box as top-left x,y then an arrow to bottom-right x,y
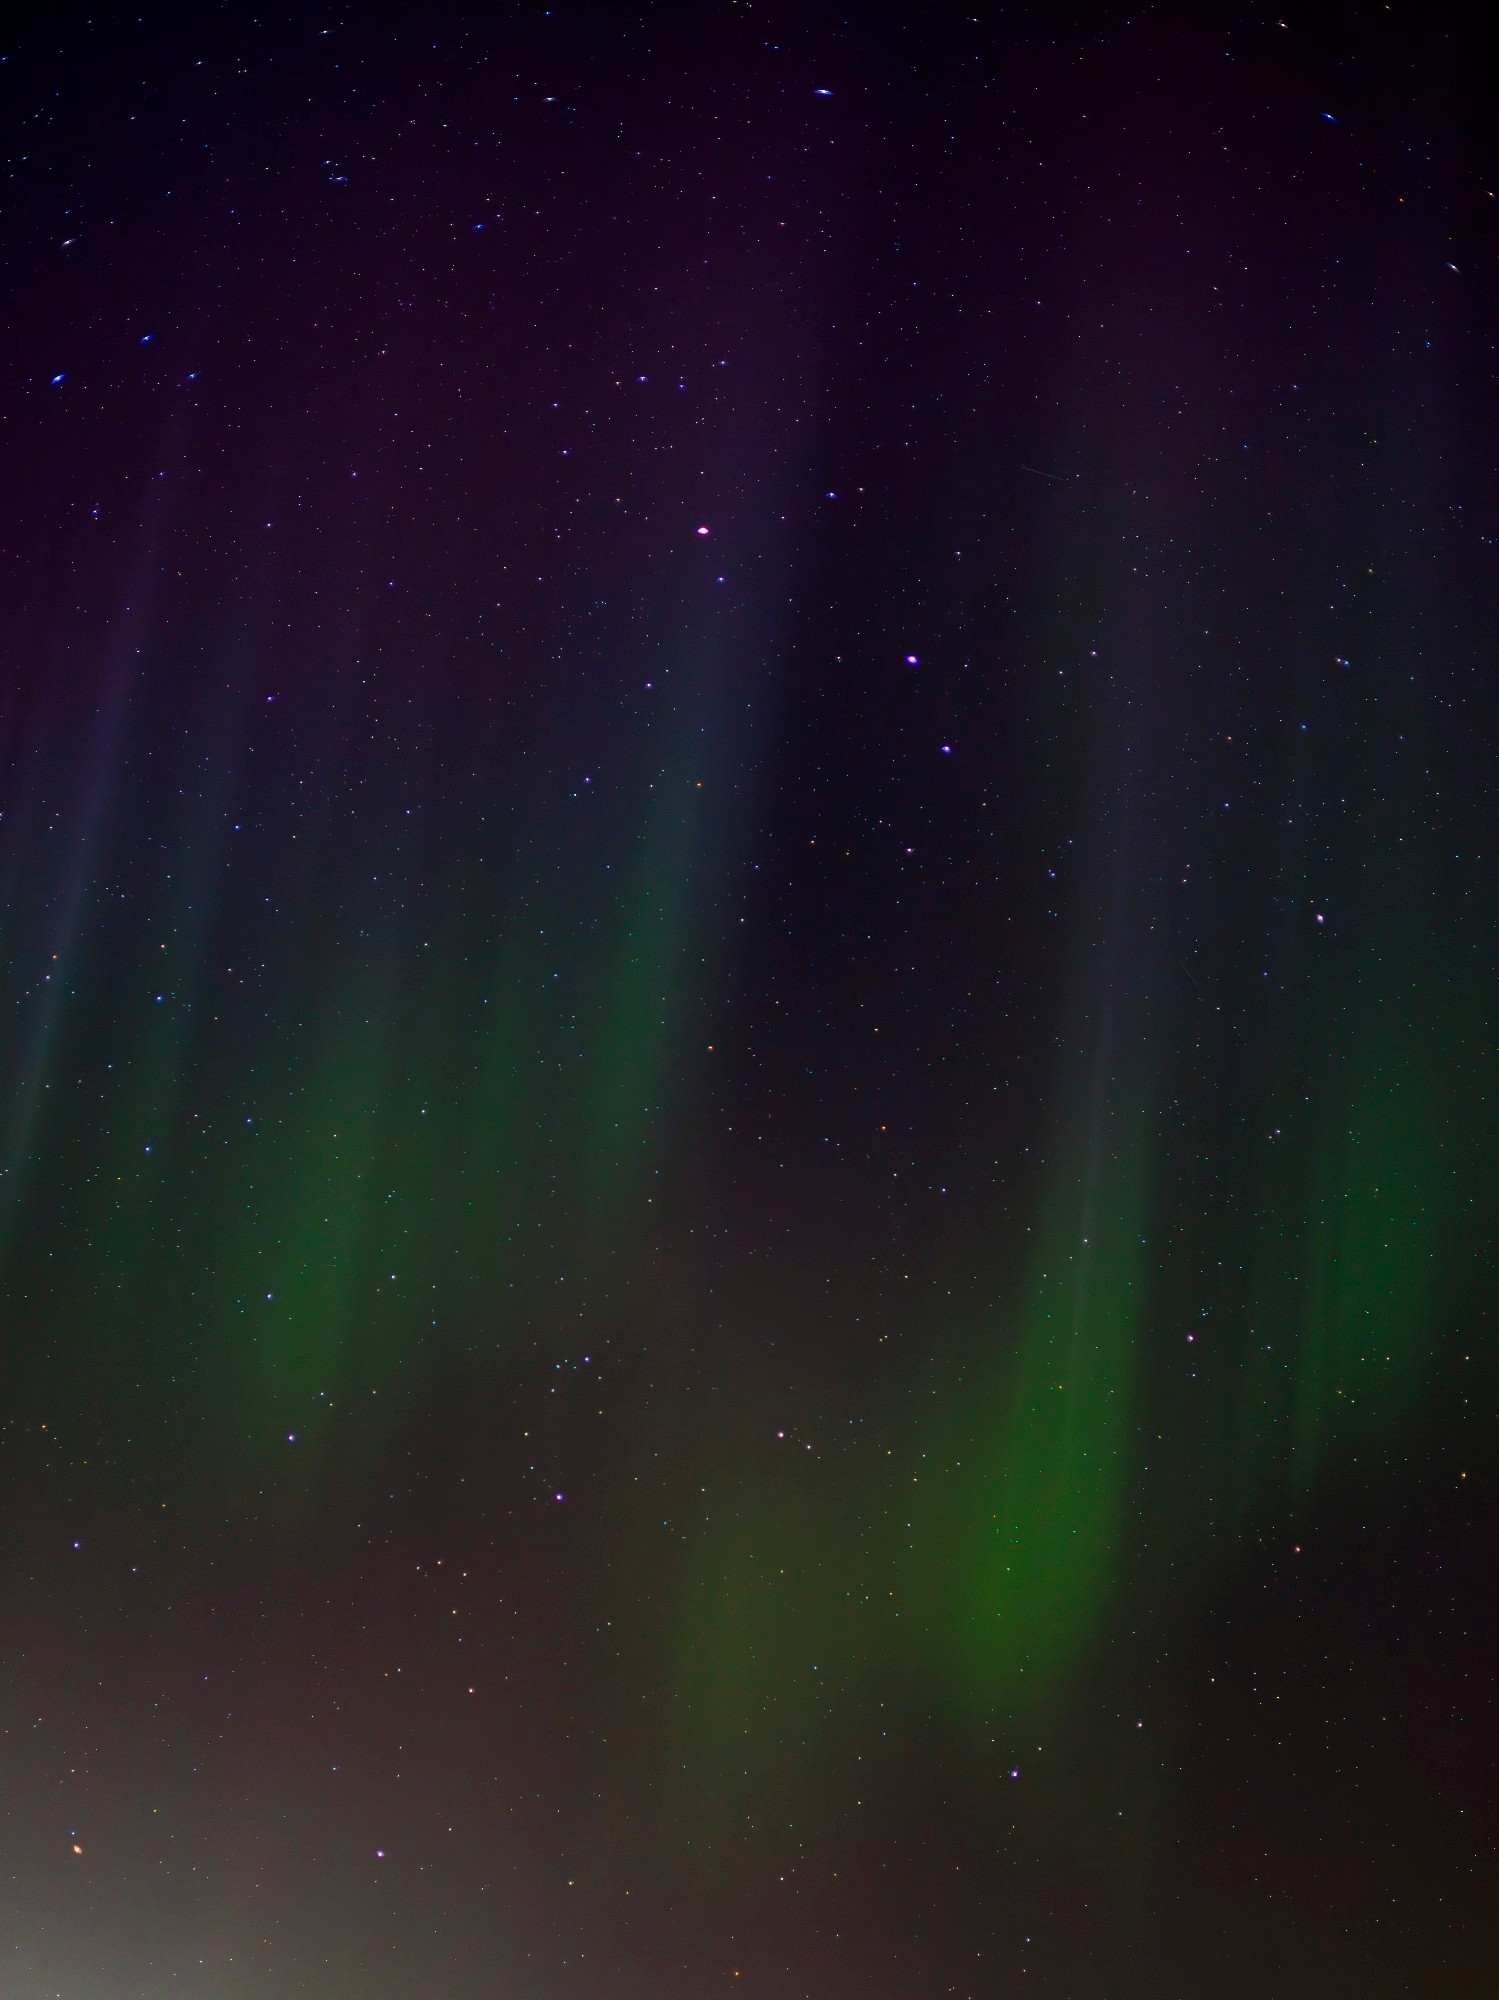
3,3 -> 1499,1994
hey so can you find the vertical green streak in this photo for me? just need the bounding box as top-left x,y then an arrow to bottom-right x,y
586,850 -> 685,1196
584,744 -> 715,1215
664,1446 -> 862,1870
456,956 -> 527,1312
942,1106 -> 1150,1713
217,980 -> 392,1431
1293,1004 -> 1445,1489
668,1506 -> 792,1859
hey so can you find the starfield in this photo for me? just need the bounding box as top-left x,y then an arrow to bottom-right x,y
2,4 -> 1497,1995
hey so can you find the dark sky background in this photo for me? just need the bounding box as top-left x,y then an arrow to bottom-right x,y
3,2 -> 1498,1994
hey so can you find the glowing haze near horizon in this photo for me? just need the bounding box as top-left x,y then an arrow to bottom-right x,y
3,4 -> 1499,1995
